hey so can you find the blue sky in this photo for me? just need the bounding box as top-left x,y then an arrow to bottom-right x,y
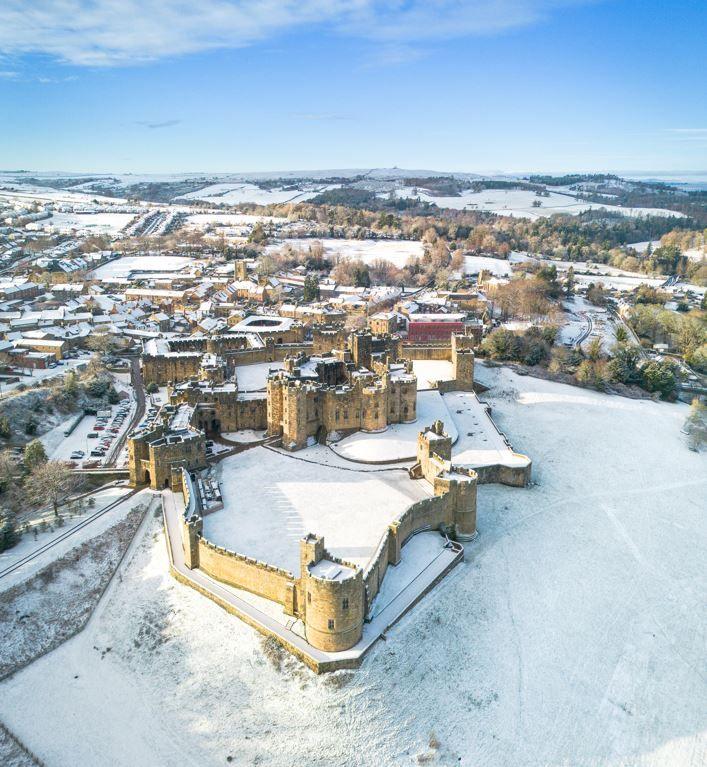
0,0 -> 705,174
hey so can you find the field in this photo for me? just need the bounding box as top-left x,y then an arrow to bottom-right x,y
0,368 -> 704,766
177,182 -> 332,205
31,212 -> 135,235
266,237 -> 425,267
89,255 -> 195,278
392,187 -> 685,220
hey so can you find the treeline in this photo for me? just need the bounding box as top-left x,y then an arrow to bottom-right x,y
528,174 -> 620,186
482,326 -> 682,398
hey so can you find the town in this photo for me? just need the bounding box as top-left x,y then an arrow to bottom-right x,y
0,168 -> 704,763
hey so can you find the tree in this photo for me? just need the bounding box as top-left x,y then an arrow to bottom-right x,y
586,337 -> 603,362
353,265 -> 371,288
564,266 -> 576,297
0,512 -> 19,553
608,344 -> 641,384
63,370 -> 79,398
146,382 -> 159,394
684,398 -> 707,451
28,461 -> 80,517
303,274 -> 321,302
24,439 -> 47,471
87,330 -> 117,354
641,360 -> 677,399
0,416 -> 10,439
614,325 -> 629,344
586,282 -> 607,307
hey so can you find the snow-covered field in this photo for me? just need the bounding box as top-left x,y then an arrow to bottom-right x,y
184,213 -> 286,228
205,447 -> 430,572
30,212 -> 135,235
176,182 -> 332,205
0,368 -> 704,767
463,254 -> 513,276
332,390 -> 458,463
89,255 -> 195,279
412,359 -> 454,389
573,272 -> 665,292
392,187 -> 685,220
265,237 -> 424,267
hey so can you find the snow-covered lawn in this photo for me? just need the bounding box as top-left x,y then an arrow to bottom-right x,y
265,237 -> 425,267
463,254 -> 513,276
89,255 -> 195,279
332,390 -> 458,463
204,447 -> 431,573
412,359 -> 454,389
0,369 -> 704,767
393,187 -> 685,220
235,361 -> 284,391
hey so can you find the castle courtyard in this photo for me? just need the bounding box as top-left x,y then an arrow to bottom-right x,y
205,446 -> 433,572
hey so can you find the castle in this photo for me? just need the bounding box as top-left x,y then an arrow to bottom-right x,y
128,327 -> 528,669
173,417 -> 478,658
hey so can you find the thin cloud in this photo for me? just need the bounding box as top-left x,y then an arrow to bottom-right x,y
664,128 -> 707,142
135,119 -> 182,130
0,1 -> 595,67
0,70 -> 18,78
291,112 -> 352,122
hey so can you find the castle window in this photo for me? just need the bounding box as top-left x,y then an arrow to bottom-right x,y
308,592 -> 311,603
343,410 -> 348,420
335,411 -> 340,422
328,619 -> 335,630
342,598 -> 349,610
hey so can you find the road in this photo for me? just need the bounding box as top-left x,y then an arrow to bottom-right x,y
106,357 -> 145,467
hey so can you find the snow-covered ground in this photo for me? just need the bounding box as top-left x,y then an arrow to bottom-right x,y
573,272 -> 665,292
412,359 -> 454,389
235,361 -> 284,391
183,212 -> 287,227
265,237 -> 425,267
0,368 -> 704,765
204,446 -> 430,573
29,212 -> 135,235
0,356 -> 89,398
89,255 -> 195,279
220,429 -> 267,443
392,187 -> 685,220
628,240 -> 661,254
463,254 -> 513,276
0,486 -> 140,592
176,182 -> 334,205
332,390 -> 458,463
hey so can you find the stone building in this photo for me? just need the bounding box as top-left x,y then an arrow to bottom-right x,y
128,403 -> 206,489
266,352 -> 417,451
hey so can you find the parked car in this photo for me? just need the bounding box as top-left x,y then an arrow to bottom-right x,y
88,432 -> 98,439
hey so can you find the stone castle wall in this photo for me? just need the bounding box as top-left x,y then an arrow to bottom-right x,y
197,538 -> 296,610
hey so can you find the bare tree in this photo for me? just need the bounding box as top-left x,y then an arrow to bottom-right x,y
28,461 -> 82,517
